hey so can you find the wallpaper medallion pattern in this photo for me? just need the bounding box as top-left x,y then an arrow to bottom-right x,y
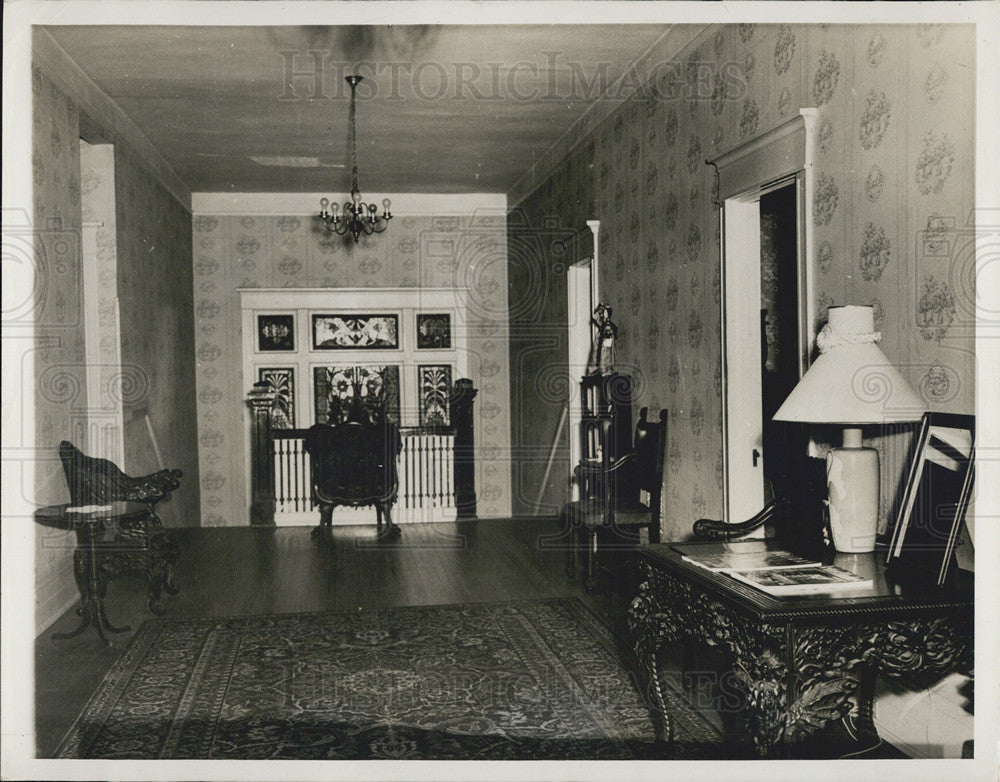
508,24 -> 975,540
193,213 -> 511,524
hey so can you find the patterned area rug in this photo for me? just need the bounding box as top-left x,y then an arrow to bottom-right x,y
57,598 -> 723,759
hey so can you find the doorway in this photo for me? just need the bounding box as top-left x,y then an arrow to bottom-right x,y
717,109 -> 817,524
759,184 -> 808,508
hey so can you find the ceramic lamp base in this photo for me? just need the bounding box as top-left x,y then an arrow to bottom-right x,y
825,428 -> 879,553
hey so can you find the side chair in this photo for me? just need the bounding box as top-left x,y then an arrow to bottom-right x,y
562,406 -> 668,589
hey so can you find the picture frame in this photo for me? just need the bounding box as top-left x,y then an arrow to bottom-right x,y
886,412 -> 975,587
257,314 -> 295,352
312,314 -> 399,350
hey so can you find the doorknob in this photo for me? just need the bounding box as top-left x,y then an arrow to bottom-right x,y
752,448 -> 761,467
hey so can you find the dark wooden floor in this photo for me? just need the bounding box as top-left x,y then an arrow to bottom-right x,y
34,516 -> 903,760
35,516 -> 637,757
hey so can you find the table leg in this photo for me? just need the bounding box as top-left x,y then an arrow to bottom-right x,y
628,581 -> 681,746
51,537 -> 130,645
848,664 -> 880,745
51,604 -> 96,641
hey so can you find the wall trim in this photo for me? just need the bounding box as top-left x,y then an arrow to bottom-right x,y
710,108 -> 818,200
506,24 -> 712,208
32,28 -> 191,211
192,192 -> 506,216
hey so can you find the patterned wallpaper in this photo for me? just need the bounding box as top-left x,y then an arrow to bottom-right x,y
191,212 -> 512,525
32,67 -> 86,628
113,143 -> 199,528
508,24 -> 975,540
507,146 -> 595,516
32,65 -> 199,630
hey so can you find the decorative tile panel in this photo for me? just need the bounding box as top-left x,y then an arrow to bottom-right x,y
257,314 -> 295,351
312,314 -> 399,349
313,365 -> 401,425
418,365 -> 452,426
257,367 -> 295,428
416,313 -> 452,349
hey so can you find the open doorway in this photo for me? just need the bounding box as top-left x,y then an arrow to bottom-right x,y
759,184 -> 809,510
717,109 -> 817,525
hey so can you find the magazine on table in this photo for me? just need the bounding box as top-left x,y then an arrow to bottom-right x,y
724,564 -> 873,595
671,539 -> 818,572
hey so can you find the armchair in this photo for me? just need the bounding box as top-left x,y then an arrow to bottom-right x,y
562,407 -> 668,588
57,441 -> 181,613
304,413 -> 403,538
59,441 -> 182,523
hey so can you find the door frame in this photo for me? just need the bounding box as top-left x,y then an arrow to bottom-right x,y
567,258 -> 595,500
566,220 -> 601,501
716,109 -> 817,523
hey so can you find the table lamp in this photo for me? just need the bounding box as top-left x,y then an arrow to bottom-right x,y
772,305 -> 925,552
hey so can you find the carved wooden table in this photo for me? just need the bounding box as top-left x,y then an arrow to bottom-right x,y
35,501 -> 180,645
628,543 -> 973,756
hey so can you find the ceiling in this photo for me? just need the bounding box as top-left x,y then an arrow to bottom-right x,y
46,24 -> 688,195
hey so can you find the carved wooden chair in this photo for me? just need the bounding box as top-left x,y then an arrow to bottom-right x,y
58,441 -> 182,613
59,441 -> 182,519
562,407 -> 668,588
303,411 -> 403,538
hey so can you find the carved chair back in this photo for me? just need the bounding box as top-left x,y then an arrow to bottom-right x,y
304,419 -> 402,508
58,440 -> 182,511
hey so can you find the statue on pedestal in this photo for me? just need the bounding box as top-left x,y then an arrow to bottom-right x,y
586,303 -> 618,376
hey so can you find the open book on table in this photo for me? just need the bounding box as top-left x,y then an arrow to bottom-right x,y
670,540 -> 873,595
670,539 -> 816,572
724,564 -> 873,595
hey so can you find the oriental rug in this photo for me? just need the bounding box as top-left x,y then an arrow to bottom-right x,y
57,598 -> 723,759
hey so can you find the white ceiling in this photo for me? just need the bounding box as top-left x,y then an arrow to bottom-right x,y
46,25 -> 689,195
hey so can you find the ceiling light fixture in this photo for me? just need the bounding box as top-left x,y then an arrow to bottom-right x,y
319,75 -> 392,243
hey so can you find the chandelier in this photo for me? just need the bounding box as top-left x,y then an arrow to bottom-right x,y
319,75 -> 392,242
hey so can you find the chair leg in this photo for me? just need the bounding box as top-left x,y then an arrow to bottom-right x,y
584,529 -> 597,591
311,504 -> 333,537
378,503 -> 401,537
564,516 -> 578,579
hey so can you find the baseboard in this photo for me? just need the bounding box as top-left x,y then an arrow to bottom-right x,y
275,506 -> 459,526
35,593 -> 80,640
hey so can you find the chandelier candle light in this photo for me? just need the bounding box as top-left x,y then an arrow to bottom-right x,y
772,305 -> 925,553
319,75 -> 392,242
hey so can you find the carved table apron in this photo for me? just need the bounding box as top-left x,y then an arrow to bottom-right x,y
628,545 -> 973,756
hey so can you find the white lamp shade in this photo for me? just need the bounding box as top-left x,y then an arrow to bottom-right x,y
773,305 -> 925,425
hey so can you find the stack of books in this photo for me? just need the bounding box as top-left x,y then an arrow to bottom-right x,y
670,539 -> 872,596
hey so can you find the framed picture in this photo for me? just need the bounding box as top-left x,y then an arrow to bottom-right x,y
418,364 -> 452,426
416,313 -> 452,349
257,314 -> 295,351
312,314 -> 399,350
257,367 -> 295,429
886,412 -> 975,586
313,365 -> 400,425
